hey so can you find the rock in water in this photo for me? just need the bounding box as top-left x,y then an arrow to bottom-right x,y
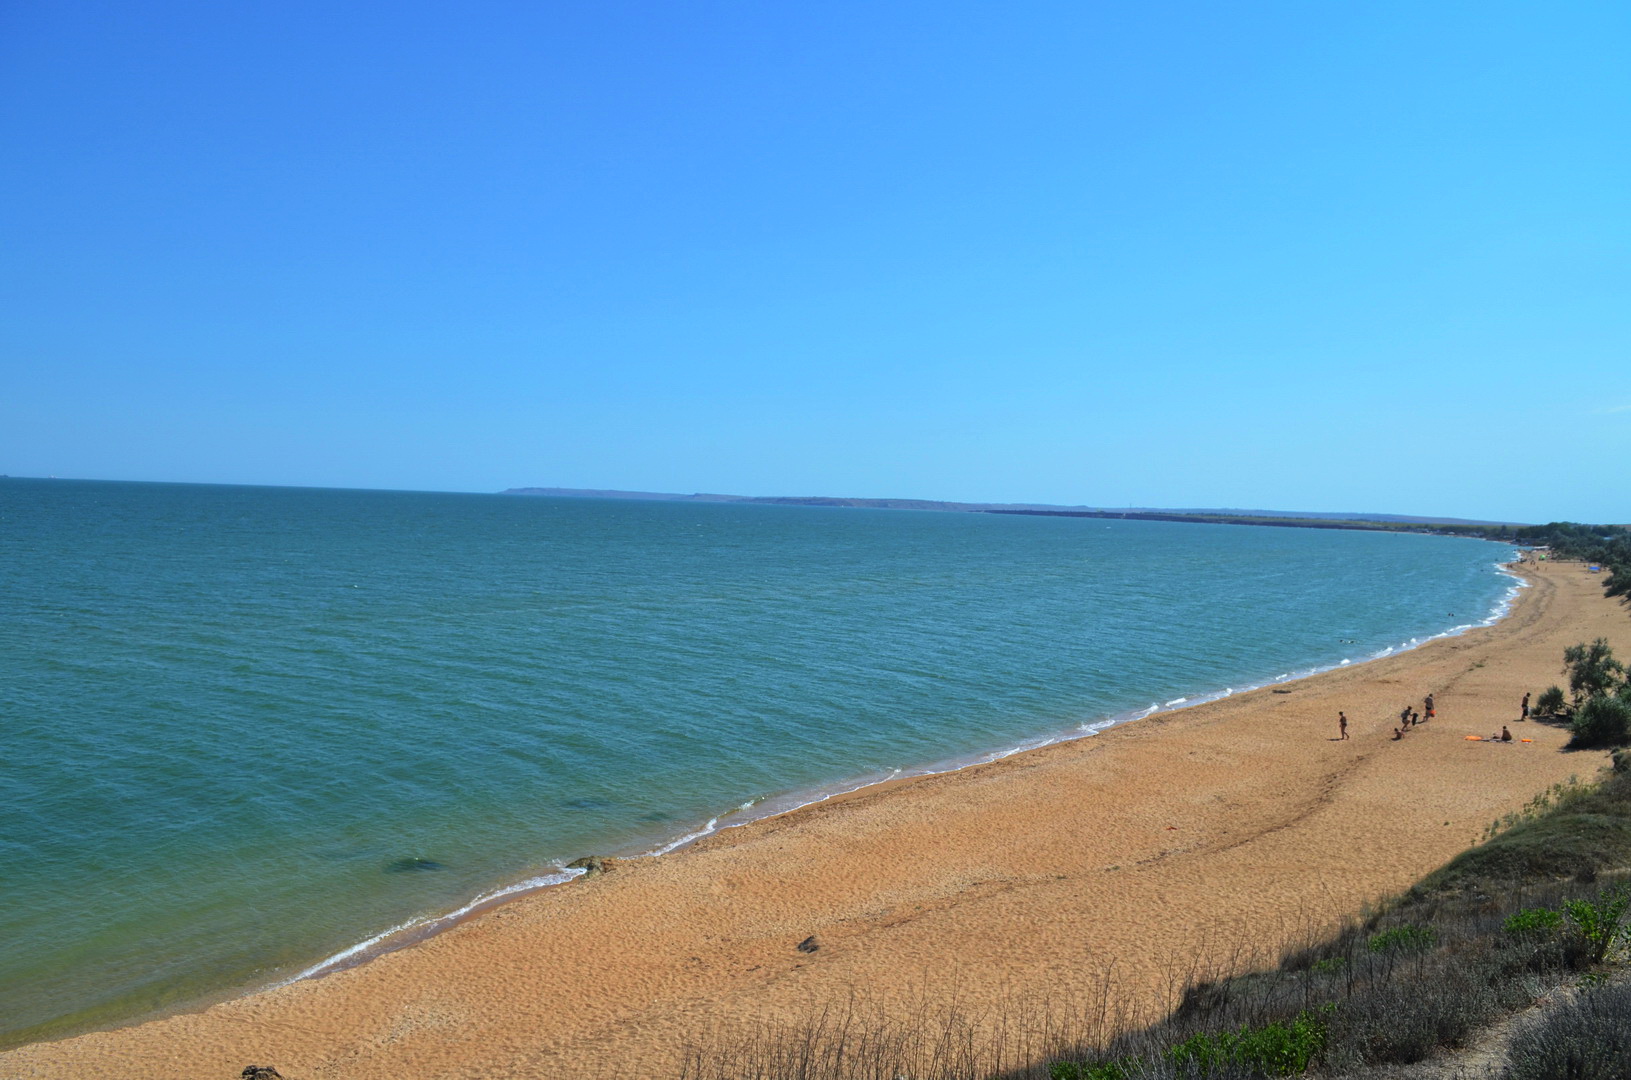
567,855 -> 618,877
385,857 -> 446,873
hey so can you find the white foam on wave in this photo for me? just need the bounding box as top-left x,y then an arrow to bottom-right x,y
282,863 -> 586,986
645,817 -> 720,856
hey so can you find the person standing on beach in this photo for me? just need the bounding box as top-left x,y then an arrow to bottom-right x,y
1424,694 -> 1435,720
1338,712 -> 1349,740
1521,693 -> 1530,721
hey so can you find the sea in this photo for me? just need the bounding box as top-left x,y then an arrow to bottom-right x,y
0,478 -> 1521,1047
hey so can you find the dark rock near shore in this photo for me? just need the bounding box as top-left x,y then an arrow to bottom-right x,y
567,855 -> 619,877
385,857 -> 446,873
796,935 -> 820,953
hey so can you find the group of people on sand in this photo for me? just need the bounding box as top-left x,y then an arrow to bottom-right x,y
1333,694 -> 1440,741
1387,693 -> 1435,740
1338,691 -> 1529,743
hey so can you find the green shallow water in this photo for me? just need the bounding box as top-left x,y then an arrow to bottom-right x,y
0,478 -> 1518,1045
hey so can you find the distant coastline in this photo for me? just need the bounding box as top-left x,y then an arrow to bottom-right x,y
501,485 -> 1523,535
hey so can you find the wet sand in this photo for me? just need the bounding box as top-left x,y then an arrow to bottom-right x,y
5,558 -> 1628,1080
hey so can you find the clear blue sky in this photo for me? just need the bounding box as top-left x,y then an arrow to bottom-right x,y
3,1 -> 1627,522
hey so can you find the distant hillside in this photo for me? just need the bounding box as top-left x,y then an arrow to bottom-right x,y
500,487 -> 1521,528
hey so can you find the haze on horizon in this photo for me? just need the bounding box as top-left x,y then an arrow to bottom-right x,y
2,2 -> 1627,525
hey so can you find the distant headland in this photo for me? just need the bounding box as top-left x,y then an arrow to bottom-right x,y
500,487 -> 1521,534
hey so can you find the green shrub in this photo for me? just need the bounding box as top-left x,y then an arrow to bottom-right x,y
1049,1057 -> 1140,1080
1562,884 -> 1631,964
1368,925 -> 1436,954
1050,1013 -> 1330,1079
1504,981 -> 1631,1080
1568,694 -> 1631,749
1504,907 -> 1564,937
1164,1011 -> 1327,1076
1310,956 -> 1346,974
1536,685 -> 1567,717
1563,639 -> 1626,703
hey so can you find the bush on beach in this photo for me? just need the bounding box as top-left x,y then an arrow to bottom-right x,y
1563,639 -> 1626,704
1535,685 -> 1567,718
1568,692 -> 1631,749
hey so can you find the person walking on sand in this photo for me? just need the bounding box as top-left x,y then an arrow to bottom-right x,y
1424,694 -> 1435,720
1521,692 -> 1530,721
1338,711 -> 1349,740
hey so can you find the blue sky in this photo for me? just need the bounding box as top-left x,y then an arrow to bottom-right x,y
2,1 -> 1627,522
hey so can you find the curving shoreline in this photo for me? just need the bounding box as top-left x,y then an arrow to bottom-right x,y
5,558 -> 1627,1080
223,557 -> 1527,999
279,555 -> 1527,992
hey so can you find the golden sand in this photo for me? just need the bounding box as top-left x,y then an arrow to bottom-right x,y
5,559 -> 1628,1080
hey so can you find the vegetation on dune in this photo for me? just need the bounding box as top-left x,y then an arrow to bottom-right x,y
1504,980 -> 1631,1080
1426,764 -> 1631,893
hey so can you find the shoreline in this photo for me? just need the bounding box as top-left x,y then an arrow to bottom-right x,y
5,558 -> 1624,1080
277,555 -> 1528,990
0,536 -> 1521,1052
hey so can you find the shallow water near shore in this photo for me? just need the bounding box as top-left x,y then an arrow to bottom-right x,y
0,478 -> 1517,1046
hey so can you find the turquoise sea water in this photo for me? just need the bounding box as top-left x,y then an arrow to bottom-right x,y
0,479 -> 1519,1046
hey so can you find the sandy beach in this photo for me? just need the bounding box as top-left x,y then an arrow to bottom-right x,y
6,557 -> 1629,1080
